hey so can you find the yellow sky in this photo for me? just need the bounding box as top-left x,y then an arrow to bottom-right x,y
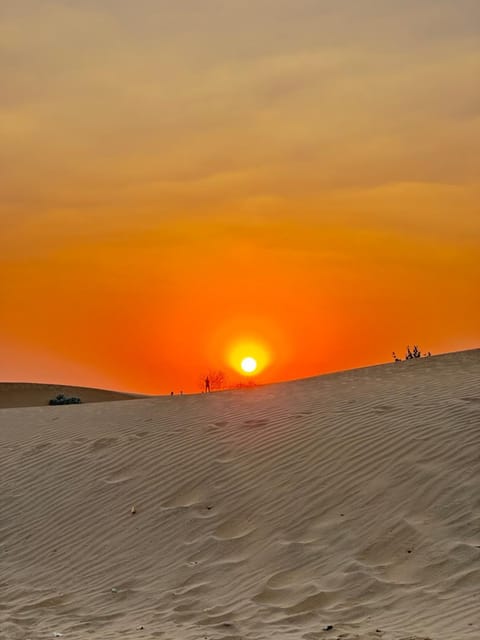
1,1 -> 479,393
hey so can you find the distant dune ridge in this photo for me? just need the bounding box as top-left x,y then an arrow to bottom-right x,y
0,382 -> 142,409
0,350 -> 479,639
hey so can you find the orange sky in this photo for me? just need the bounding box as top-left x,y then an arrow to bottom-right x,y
1,1 -> 479,393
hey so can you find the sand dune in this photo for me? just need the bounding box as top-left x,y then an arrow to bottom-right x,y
0,350 -> 479,639
0,383 -> 142,409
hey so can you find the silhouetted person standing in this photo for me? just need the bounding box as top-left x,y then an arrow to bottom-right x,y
205,377 -> 211,393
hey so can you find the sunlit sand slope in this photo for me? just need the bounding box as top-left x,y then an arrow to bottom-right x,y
0,383 -> 141,408
1,350 -> 479,640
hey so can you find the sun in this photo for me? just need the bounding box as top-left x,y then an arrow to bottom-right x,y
241,356 -> 257,374
228,340 -> 269,377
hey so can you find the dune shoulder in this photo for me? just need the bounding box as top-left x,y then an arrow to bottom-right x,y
0,382 -> 145,409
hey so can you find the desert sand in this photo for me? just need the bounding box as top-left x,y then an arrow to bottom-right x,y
0,350 -> 479,639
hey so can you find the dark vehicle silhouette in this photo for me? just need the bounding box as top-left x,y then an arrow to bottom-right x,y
48,393 -> 81,406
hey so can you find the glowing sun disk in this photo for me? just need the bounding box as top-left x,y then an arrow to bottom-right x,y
228,340 -> 270,377
241,356 -> 257,373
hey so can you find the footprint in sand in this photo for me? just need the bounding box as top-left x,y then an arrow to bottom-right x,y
243,418 -> 269,428
31,442 -> 53,453
88,437 -> 117,453
214,517 -> 256,540
128,430 -> 150,441
373,404 -> 395,414
164,485 -> 207,509
192,504 -> 216,519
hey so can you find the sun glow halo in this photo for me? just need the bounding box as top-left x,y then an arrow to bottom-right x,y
241,356 -> 257,373
228,341 -> 270,377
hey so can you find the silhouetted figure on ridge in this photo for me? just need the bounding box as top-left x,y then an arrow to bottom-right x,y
205,377 -> 211,393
